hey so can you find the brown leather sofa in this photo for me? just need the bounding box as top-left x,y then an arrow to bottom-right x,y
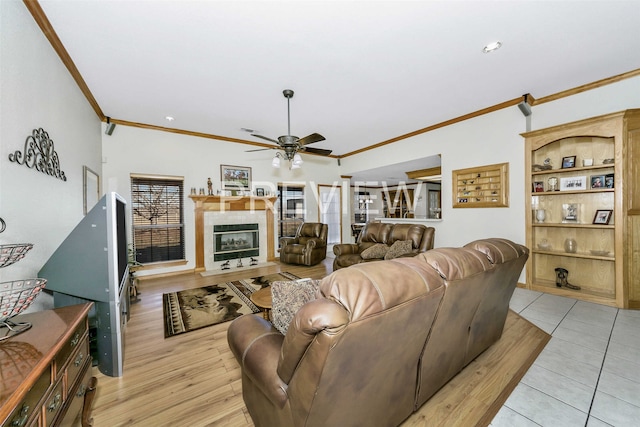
227,238 -> 528,427
332,222 -> 435,270
279,222 -> 328,266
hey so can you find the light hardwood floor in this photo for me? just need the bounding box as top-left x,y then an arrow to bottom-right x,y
90,258 -> 548,427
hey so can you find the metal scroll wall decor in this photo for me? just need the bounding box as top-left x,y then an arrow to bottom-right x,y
8,128 -> 67,181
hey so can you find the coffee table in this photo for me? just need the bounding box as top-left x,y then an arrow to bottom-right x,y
250,287 -> 272,320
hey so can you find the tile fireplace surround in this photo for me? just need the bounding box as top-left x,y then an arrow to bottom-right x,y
189,195 -> 278,272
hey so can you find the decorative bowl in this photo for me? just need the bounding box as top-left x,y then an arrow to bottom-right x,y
537,241 -> 552,251
0,244 -> 34,268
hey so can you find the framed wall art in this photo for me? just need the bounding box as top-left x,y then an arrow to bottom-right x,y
83,165 -> 100,215
220,165 -> 252,191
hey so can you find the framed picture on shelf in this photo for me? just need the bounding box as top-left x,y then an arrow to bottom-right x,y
605,173 -> 614,188
221,164 -> 252,191
593,209 -> 613,225
559,176 -> 586,191
590,175 -> 605,188
533,181 -> 544,192
562,203 -> 579,223
561,155 -> 576,168
256,187 -> 265,197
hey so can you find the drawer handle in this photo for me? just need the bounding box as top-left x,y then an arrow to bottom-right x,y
76,384 -> 87,397
74,352 -> 84,367
10,404 -> 29,427
71,332 -> 81,347
47,393 -> 61,412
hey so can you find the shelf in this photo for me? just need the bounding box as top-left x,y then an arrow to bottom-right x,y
528,279 -> 615,304
532,249 -> 615,261
531,189 -> 614,196
532,223 -> 614,229
532,164 -> 614,176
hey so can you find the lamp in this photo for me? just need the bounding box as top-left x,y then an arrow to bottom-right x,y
292,154 -> 303,167
272,152 -> 304,169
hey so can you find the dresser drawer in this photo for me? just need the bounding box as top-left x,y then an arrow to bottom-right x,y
55,321 -> 88,374
58,362 -> 93,427
5,367 -> 51,427
65,335 -> 90,394
43,378 -> 64,427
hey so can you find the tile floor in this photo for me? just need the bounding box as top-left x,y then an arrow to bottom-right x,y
490,288 -> 640,426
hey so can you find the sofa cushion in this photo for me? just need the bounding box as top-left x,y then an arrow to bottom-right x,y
384,240 -> 413,260
361,243 -> 389,260
271,279 -> 321,335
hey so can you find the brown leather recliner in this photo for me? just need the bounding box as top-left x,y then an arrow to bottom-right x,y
279,222 -> 328,266
227,238 -> 528,427
332,222 -> 435,270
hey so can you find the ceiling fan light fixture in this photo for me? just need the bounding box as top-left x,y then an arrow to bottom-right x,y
293,153 -> 303,166
290,162 -> 301,170
272,153 -> 281,168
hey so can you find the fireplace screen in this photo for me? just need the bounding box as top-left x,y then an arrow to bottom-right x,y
213,223 -> 259,261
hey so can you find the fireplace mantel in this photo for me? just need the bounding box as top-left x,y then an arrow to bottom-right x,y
190,195 -> 278,272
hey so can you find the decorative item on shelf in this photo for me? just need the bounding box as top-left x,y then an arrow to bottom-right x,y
537,239 -> 552,251
559,176 -> 586,191
561,155 -> 576,169
190,187 -> 196,195
207,177 -> 213,195
562,203 -> 578,223
590,250 -> 610,257
582,158 -> 594,167
256,187 -> 265,197
602,158 -> 614,164
593,209 -> 613,225
605,173 -> 614,188
532,158 -> 553,172
221,260 -> 230,270
199,188 -> 205,195
555,267 -> 580,290
564,238 -> 577,253
250,257 -> 258,266
535,209 -> 546,223
221,164 -> 252,191
533,181 -> 544,192
590,175 -> 605,188
547,177 -> 559,191
237,258 -> 243,268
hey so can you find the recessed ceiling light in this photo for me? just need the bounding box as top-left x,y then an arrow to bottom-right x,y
482,41 -> 502,53
165,116 -> 175,121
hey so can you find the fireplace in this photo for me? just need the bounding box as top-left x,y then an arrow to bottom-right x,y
214,223 -> 259,261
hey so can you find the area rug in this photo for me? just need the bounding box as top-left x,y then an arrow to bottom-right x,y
163,271 -> 299,338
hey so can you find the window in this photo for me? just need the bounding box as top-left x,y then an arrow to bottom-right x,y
277,185 -> 304,245
318,184 -> 341,245
130,174 -> 185,263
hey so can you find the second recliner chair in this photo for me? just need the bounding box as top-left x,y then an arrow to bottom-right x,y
280,222 -> 328,266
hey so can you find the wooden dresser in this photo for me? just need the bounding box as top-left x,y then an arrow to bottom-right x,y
0,303 -> 97,427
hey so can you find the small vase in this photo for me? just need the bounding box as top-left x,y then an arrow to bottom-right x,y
535,209 -> 546,223
564,238 -> 577,253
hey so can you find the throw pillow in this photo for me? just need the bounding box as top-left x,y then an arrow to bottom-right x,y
384,240 -> 414,260
360,243 -> 389,260
270,279 -> 321,335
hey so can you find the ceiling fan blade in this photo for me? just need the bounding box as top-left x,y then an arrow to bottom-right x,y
297,133 -> 325,146
302,147 -> 332,156
245,147 -> 276,152
251,134 -> 280,144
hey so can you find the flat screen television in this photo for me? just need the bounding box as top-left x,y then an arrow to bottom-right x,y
39,192 -> 129,302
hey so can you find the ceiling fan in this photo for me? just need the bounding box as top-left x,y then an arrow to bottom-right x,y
247,89 -> 332,162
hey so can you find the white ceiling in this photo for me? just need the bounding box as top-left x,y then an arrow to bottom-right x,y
38,0 -> 640,162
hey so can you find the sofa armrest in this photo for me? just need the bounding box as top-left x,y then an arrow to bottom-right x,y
280,236 -> 298,248
277,299 -> 349,383
305,237 -> 326,249
333,243 -> 359,256
227,314 -> 288,408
